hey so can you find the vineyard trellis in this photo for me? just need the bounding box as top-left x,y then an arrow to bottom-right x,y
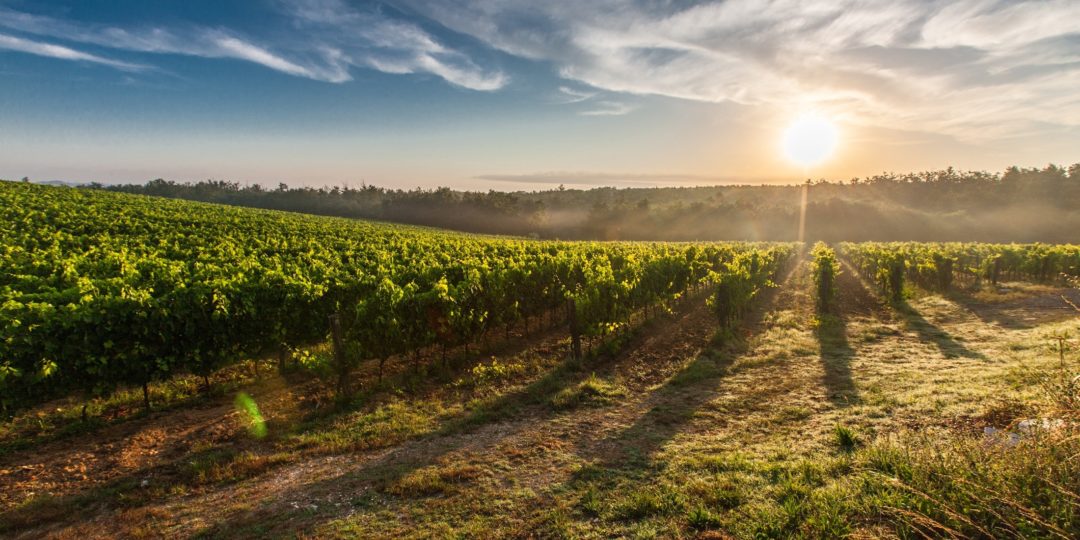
0,182 -> 795,411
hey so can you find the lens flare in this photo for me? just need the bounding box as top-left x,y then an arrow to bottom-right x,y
234,392 -> 267,438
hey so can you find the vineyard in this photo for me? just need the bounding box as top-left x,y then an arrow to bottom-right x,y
1,182 -> 1078,538
839,242 -> 1080,300
0,182 -> 794,413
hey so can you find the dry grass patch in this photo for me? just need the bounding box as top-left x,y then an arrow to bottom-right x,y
385,462 -> 484,498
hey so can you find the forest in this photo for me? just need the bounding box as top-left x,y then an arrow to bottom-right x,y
95,164 -> 1080,242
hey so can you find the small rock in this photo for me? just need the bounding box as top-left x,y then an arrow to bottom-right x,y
1017,418 -> 1065,433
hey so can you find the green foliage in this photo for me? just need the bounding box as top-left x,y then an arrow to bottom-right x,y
840,242 -> 1080,297
468,357 -> 526,387
687,506 -> 722,530
612,484 -> 686,520
100,164 -> 1080,243
855,425 -> 1080,539
0,181 -> 796,411
810,243 -> 839,313
708,246 -> 795,329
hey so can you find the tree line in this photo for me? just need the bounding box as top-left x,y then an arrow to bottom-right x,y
88,164 -> 1080,242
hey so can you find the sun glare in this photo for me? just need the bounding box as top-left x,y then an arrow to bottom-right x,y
782,112 -> 838,168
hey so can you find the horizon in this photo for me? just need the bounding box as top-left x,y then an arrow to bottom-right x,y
21,161 -> 1076,194
2,1 -> 1079,190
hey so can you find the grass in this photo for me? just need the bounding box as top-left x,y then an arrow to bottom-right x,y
385,462 -> 484,498
283,398 -> 445,454
833,424 -> 860,451
4,267 -> 1080,539
550,373 -> 626,410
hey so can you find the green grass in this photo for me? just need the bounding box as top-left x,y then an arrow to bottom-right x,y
832,424 -> 860,451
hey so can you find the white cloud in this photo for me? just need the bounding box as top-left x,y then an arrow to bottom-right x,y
283,0 -> 507,90
557,86 -> 596,103
580,100 -> 636,116
0,2 -> 506,90
394,0 -> 1080,138
207,32 -> 351,82
0,33 -> 146,71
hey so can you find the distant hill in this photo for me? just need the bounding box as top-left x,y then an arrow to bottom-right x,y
90,164 -> 1080,242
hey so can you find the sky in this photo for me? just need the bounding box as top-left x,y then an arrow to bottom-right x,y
0,0 -> 1077,191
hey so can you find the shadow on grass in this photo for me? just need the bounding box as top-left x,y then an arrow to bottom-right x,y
894,300 -> 987,360
815,314 -> 858,407
943,286 -> 1080,331
182,303 -> 711,538
0,440 -> 295,536
0,313 -> 591,538
950,301 -> 1031,330
567,259 -> 801,477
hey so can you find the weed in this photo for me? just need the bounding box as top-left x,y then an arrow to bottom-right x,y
612,485 -> 686,520
687,506 -> 721,530
833,424 -> 860,452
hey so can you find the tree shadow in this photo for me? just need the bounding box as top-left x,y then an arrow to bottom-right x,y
894,300 -> 987,360
815,314 -> 858,407
0,320 -> 592,538
943,287 -> 1080,331
0,440 -> 274,536
836,258 -> 986,361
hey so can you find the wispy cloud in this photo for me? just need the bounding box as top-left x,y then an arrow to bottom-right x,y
0,7 -> 350,82
396,0 -> 1080,138
579,100 -> 636,116
284,0 -> 507,91
204,32 -> 350,82
0,33 -> 146,71
554,84 -> 634,115
0,2 -> 506,90
556,85 -> 596,103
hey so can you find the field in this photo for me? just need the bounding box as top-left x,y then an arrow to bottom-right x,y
1,183 -> 1078,538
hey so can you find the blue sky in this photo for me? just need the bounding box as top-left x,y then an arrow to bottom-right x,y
1,0 -> 1077,190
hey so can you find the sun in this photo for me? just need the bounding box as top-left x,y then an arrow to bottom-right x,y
782,112 -> 839,168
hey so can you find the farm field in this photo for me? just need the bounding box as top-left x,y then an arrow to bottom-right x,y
1,184 -> 1079,539
4,2 -> 1078,538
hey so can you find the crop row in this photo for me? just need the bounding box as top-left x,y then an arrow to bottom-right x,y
838,242 -> 1080,299
0,182 -> 794,411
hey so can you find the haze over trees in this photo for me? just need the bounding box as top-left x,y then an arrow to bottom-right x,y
97,164 -> 1080,242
